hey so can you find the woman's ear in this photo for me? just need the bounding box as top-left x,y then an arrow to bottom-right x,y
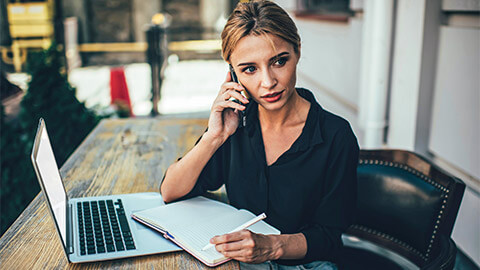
294,44 -> 301,63
296,49 -> 301,64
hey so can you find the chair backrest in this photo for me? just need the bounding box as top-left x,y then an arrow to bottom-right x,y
349,149 -> 465,267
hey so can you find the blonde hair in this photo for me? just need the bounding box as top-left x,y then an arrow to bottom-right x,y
221,0 -> 301,62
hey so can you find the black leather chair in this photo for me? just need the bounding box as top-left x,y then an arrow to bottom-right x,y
335,149 -> 465,270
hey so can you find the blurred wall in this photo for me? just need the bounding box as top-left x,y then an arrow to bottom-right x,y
62,0 -> 161,43
62,0 -> 90,43
1,0 -> 12,47
132,0 -> 162,42
61,0 -> 204,65
294,15 -> 363,139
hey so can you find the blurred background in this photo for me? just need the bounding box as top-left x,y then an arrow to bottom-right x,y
0,0 -> 478,268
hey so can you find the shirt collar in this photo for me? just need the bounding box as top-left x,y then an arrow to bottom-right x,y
244,88 -> 324,152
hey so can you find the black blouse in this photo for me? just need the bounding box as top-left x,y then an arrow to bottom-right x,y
176,88 -> 359,265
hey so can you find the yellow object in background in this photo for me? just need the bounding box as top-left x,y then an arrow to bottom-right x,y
4,0 -> 54,72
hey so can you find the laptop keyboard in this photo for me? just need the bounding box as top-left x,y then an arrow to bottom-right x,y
77,199 -> 136,255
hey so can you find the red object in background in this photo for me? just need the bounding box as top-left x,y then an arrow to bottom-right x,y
110,67 -> 133,116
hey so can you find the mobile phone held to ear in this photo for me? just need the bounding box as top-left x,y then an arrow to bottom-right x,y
229,64 -> 249,128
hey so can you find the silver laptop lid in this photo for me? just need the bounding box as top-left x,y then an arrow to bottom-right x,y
31,118 -> 70,254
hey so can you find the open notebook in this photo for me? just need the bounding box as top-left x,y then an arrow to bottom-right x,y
131,196 -> 280,267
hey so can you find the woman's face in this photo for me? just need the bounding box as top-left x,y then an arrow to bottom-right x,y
229,33 -> 300,112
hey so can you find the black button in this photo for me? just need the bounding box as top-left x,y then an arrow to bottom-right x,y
107,245 -> 115,252
115,241 -> 125,251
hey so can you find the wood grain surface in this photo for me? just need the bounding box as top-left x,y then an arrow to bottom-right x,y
0,117 -> 240,270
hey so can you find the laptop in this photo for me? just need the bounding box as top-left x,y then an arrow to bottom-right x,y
31,118 -> 181,263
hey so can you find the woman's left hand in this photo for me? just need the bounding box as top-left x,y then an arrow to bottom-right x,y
210,230 -> 281,263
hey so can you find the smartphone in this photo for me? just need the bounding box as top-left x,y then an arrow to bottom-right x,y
229,64 -> 249,127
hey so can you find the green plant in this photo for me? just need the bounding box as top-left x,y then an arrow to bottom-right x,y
0,104 -> 38,235
0,44 -> 101,236
19,45 -> 100,165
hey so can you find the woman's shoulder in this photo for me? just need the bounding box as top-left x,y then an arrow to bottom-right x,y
296,88 -> 356,142
322,108 -> 353,134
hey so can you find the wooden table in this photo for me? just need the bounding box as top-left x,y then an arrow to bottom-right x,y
0,117 -> 240,269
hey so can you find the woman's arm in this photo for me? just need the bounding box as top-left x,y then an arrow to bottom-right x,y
274,233 -> 308,260
210,231 -> 307,263
160,73 -> 248,203
160,133 -> 224,203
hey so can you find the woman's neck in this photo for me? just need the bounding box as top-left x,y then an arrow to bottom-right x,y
258,89 -> 310,131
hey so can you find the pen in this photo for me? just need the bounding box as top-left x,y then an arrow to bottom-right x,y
201,213 -> 267,251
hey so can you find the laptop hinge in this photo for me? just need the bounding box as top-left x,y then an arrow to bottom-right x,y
66,203 -> 74,254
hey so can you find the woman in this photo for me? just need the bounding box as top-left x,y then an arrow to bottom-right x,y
161,1 -> 359,269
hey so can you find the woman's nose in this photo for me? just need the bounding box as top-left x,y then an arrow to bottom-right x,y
260,69 -> 277,89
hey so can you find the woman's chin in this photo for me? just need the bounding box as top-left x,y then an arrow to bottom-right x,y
258,99 -> 288,112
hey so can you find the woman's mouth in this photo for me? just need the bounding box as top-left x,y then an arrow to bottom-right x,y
261,90 -> 284,103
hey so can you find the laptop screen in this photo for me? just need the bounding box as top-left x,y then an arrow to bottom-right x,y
32,121 -> 68,249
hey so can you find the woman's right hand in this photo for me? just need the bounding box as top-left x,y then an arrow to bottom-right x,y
161,74 -> 248,203
204,72 -> 249,144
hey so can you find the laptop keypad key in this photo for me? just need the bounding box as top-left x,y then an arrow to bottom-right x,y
77,199 -> 136,256
77,202 -> 86,255
115,200 -> 136,250
91,201 -> 105,252
115,240 -> 125,251
107,244 -> 116,252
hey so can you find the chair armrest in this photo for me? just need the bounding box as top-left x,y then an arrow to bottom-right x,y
422,235 -> 457,270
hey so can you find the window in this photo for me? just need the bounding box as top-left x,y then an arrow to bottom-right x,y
295,0 -> 353,22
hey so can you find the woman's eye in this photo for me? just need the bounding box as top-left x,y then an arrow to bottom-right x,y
243,66 -> 256,73
275,57 -> 288,66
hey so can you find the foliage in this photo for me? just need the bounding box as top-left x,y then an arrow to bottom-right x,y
0,105 -> 38,235
19,45 -> 100,165
1,44 -> 101,235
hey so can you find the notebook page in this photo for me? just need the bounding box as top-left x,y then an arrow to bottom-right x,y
172,210 -> 256,263
132,197 -> 239,230
172,210 -> 280,263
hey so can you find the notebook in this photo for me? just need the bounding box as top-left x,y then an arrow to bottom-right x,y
131,196 -> 280,267
30,118 -> 181,263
